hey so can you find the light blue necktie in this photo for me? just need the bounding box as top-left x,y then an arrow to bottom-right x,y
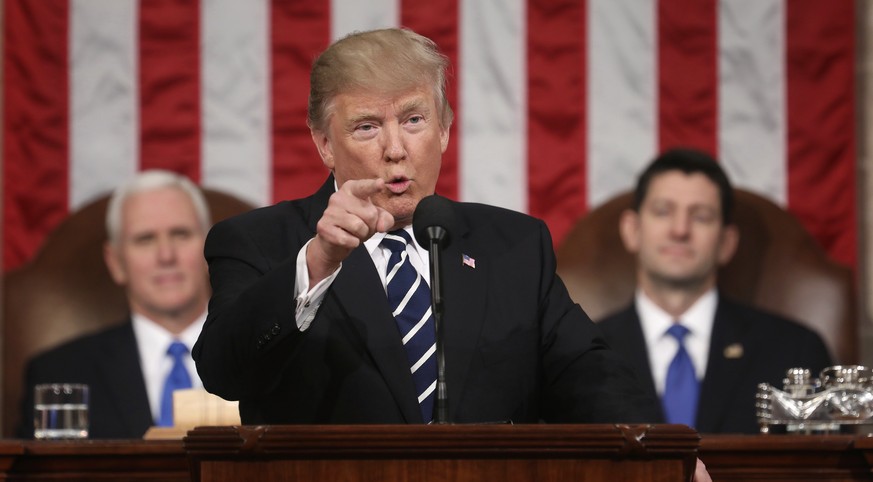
381,229 -> 437,423
159,341 -> 193,427
662,324 -> 699,427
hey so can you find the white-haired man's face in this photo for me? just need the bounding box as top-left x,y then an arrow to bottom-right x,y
104,186 -> 210,329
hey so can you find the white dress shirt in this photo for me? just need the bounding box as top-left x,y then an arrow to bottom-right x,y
635,289 -> 716,396
132,311 -> 206,423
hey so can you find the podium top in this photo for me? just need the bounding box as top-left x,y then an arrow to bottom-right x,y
184,423 -> 699,458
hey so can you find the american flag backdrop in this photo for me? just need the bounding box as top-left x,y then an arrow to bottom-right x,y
3,0 -> 856,272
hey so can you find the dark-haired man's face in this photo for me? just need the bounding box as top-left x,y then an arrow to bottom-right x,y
620,171 -> 737,292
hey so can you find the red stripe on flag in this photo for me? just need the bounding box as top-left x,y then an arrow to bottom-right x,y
658,0 -> 718,155
139,0 -> 201,181
785,0 -> 856,268
270,0 -> 330,202
3,0 -> 70,271
527,0 -> 588,245
402,0 -> 460,201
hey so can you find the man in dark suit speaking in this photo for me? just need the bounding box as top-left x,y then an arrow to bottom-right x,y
192,28 -> 658,427
597,148 -> 832,434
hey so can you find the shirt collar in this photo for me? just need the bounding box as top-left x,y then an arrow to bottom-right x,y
364,225 -> 420,255
636,288 -> 717,345
131,310 -> 207,351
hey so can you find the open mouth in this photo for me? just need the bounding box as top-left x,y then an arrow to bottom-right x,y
386,176 -> 411,194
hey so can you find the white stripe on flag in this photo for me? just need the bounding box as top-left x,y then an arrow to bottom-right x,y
587,0 -> 657,208
201,0 -> 271,207
459,0 -> 527,212
331,0 -> 399,41
718,0 -> 787,205
70,0 -> 138,209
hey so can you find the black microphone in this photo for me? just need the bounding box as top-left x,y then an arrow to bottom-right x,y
413,195 -> 455,424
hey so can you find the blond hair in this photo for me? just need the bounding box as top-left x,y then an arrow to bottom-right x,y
307,28 -> 454,132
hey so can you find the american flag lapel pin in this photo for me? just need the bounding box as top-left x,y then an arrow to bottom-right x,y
462,254 -> 476,269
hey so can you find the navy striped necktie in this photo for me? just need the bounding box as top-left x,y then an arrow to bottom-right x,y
662,323 -> 699,427
381,229 -> 437,423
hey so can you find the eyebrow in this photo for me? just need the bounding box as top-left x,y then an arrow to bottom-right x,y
648,199 -> 719,212
347,111 -> 380,127
346,98 -> 432,127
398,98 -> 429,116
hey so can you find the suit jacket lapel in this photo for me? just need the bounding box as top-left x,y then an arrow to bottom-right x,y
696,300 -> 748,432
307,174 -> 421,422
306,175 -> 335,233
331,245 -> 422,423
96,322 -> 154,434
439,208 -> 487,421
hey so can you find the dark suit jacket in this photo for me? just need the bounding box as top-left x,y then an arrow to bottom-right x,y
597,297 -> 833,434
194,176 -> 658,425
19,320 -> 154,439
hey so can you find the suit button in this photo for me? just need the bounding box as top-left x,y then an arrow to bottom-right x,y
271,324 -> 281,336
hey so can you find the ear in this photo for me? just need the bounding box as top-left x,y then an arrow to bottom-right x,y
103,241 -> 128,285
618,209 -> 641,254
310,128 -> 335,170
439,124 -> 450,153
717,224 -> 740,266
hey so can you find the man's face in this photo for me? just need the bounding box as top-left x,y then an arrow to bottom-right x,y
311,85 -> 449,228
620,171 -> 738,291
104,187 -> 210,323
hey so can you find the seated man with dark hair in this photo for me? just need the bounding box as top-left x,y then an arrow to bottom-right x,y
597,148 -> 832,434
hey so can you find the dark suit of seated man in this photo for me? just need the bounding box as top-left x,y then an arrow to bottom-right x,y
597,148 -> 833,434
19,170 -> 212,438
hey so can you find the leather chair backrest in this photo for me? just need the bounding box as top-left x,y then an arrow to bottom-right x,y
556,189 -> 858,365
1,189 -> 254,437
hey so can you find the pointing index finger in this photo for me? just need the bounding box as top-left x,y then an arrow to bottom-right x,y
343,178 -> 385,200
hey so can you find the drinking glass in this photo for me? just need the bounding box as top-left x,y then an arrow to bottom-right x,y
33,383 -> 89,439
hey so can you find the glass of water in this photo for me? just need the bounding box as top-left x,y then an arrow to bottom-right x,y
33,383 -> 89,439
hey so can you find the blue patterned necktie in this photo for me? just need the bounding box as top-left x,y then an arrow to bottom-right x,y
381,229 -> 437,423
662,324 -> 699,427
159,341 -> 193,427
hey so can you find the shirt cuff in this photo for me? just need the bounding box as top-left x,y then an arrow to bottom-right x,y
294,238 -> 341,331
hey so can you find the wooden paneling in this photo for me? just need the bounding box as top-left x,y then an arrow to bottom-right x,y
701,434 -> 872,482
185,424 -> 699,482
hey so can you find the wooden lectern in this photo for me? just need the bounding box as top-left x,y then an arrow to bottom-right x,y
184,424 -> 699,482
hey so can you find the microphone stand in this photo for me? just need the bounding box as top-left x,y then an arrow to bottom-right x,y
425,227 -> 449,424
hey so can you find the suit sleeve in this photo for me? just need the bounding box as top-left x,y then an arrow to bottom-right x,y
193,216 -> 305,401
533,220 -> 660,423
